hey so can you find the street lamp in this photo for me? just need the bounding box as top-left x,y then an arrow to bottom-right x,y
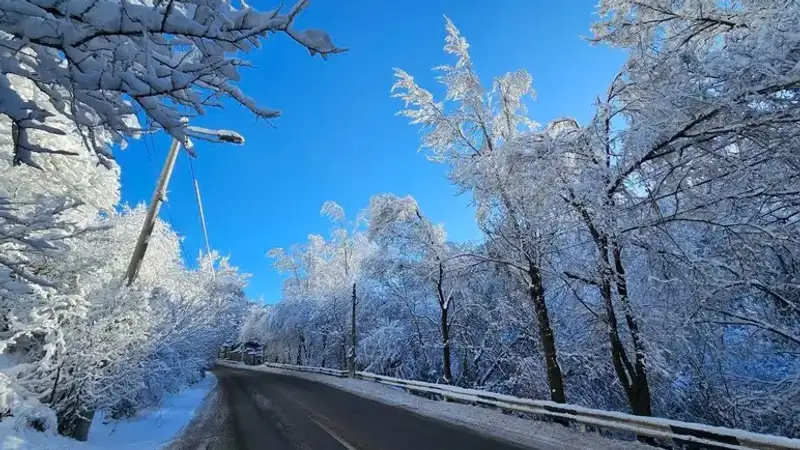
123,123 -> 245,286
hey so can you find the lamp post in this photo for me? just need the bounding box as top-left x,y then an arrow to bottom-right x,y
123,124 -> 245,286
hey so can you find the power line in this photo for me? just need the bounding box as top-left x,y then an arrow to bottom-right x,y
185,153 -> 214,278
186,156 -> 209,255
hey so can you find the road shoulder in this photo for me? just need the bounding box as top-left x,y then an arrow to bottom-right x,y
165,379 -> 231,450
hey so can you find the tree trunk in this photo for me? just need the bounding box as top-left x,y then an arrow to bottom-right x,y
71,408 -> 94,441
340,331 -> 347,370
595,237 -> 653,423
321,333 -> 328,368
576,199 -> 653,420
57,387 -> 94,441
296,331 -> 305,365
440,304 -> 452,384
528,261 -> 566,404
48,360 -> 63,405
599,266 -> 635,404
460,343 -> 470,387
348,282 -> 357,377
611,241 -> 652,417
436,262 -> 453,384
495,189 -> 566,405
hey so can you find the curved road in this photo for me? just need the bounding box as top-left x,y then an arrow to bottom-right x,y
169,365 -> 534,450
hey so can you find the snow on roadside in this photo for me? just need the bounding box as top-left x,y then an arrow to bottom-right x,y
218,361 -> 647,450
88,373 -> 217,449
1,374 -> 216,450
1,423 -> 78,450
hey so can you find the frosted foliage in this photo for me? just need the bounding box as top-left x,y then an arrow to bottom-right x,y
321,201 -> 345,222
253,6 -> 800,440
366,194 -> 447,256
0,0 -> 342,165
239,305 -> 271,344
366,195 -> 422,240
392,16 -> 536,168
0,372 -> 57,431
0,77 -> 120,213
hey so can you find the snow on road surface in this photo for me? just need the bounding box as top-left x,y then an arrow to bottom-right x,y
1,374 -> 216,450
218,361 -> 648,450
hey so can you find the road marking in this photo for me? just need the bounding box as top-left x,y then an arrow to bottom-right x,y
308,415 -> 359,450
278,389 -> 358,450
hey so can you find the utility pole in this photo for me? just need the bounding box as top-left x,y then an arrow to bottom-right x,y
124,138 -> 181,286
124,124 -> 244,287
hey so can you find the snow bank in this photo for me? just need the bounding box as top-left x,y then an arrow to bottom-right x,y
0,373 -> 216,450
0,372 -> 58,434
87,373 -> 217,449
1,422 -> 79,450
219,361 -> 647,450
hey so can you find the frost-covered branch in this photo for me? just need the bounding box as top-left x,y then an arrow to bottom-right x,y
0,0 -> 342,167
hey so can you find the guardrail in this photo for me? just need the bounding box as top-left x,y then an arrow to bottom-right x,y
221,359 -> 800,450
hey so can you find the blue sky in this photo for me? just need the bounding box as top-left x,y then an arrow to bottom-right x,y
116,0 -> 626,302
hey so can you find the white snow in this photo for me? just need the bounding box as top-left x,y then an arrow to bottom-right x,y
0,373 -> 216,450
218,361 -> 648,450
1,422 -> 78,450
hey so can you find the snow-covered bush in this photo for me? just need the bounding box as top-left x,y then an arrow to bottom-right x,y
0,372 -> 56,433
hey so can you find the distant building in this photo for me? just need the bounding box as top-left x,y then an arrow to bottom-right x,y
220,341 -> 264,365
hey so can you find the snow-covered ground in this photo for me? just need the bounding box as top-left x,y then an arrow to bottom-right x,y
219,361 -> 648,450
0,374 -> 216,450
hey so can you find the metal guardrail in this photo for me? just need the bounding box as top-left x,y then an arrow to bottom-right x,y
256,361 -> 348,378
220,360 -> 800,450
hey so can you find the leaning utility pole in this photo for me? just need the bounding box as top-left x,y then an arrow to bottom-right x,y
124,124 -> 244,286
124,138 -> 181,286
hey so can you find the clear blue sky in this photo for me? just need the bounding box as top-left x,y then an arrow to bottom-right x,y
116,0 -> 626,302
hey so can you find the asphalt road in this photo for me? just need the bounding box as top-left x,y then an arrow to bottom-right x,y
168,365 -> 534,450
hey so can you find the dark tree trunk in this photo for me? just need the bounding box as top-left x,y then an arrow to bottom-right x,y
321,333 -> 328,368
459,344 -> 470,387
574,198 -> 653,421
436,262 -> 453,384
296,331 -> 305,366
494,190 -> 566,406
48,360 -> 63,405
612,241 -> 652,417
440,304 -> 452,384
528,261 -> 567,404
348,282 -> 357,377
71,409 -> 94,441
596,237 -> 653,420
341,332 -> 347,370
56,389 -> 94,441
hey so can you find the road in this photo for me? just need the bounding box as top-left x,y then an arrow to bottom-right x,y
168,365 -> 534,450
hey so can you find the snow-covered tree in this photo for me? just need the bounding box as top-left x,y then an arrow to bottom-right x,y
2,201 -> 249,439
589,0 -> 800,428
239,304 -> 271,346
1,80 -> 250,439
266,201 -> 372,373
366,194 -> 477,384
392,18 -> 568,403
